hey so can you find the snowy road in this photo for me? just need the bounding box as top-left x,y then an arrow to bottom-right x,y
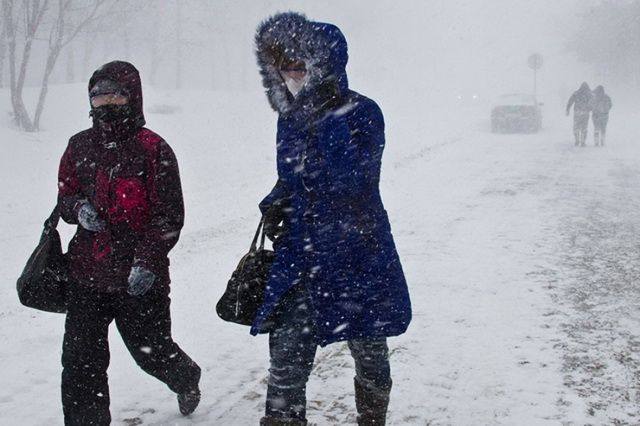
2,88 -> 640,425
533,132 -> 640,424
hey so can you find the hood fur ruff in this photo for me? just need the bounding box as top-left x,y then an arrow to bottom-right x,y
255,12 -> 349,114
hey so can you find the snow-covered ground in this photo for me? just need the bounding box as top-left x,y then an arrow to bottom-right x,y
1,84 -> 640,425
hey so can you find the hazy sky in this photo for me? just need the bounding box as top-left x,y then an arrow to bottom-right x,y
182,0 -> 584,100
17,0 -> 588,108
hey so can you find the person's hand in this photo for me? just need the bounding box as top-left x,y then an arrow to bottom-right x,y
77,201 -> 106,232
127,266 -> 156,296
264,205 -> 286,242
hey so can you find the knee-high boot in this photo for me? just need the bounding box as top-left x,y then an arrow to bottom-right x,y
260,416 -> 307,425
354,378 -> 391,426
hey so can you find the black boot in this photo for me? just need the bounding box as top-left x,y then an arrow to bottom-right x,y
63,406 -> 111,426
260,416 -> 307,425
178,386 -> 201,416
354,378 -> 391,426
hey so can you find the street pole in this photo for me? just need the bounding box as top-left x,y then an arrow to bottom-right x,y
528,53 -> 543,101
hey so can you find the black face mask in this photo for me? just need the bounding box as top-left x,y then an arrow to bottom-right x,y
90,104 -> 133,123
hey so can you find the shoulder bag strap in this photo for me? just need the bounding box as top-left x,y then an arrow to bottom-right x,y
44,204 -> 61,232
250,216 -> 266,252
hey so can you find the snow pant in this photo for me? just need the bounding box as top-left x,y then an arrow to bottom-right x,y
265,285 -> 392,421
61,285 -> 201,426
593,112 -> 609,146
573,111 -> 590,146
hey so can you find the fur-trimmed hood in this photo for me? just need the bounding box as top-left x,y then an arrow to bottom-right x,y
255,12 -> 349,115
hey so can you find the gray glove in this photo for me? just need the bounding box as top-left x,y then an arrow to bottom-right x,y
127,266 -> 156,296
77,201 -> 106,232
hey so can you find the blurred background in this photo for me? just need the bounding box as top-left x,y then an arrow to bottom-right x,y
1,0 -> 638,132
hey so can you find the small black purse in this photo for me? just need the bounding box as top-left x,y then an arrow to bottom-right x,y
17,205 -> 69,313
216,217 -> 275,326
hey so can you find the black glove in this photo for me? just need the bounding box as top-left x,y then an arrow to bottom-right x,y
263,204 -> 286,242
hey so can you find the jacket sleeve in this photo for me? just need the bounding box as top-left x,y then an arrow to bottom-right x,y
57,142 -> 83,224
259,178 -> 290,215
133,140 -> 184,274
566,93 -> 575,114
260,117 -> 293,215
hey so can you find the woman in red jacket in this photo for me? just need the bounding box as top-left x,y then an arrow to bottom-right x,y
57,61 -> 200,425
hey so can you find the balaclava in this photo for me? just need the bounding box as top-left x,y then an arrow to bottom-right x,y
89,79 -> 134,138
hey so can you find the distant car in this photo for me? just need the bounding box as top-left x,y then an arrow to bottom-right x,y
491,94 -> 542,133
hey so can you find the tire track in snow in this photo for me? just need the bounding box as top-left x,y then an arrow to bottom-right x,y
540,148 -> 640,424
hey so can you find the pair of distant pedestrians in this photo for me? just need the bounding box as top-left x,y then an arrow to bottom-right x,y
566,82 -> 613,147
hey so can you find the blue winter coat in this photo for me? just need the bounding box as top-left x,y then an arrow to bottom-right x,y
251,12 -> 411,346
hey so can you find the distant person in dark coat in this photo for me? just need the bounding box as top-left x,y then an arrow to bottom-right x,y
566,82 -> 593,146
57,61 -> 201,425
253,11 -> 411,426
591,85 -> 612,146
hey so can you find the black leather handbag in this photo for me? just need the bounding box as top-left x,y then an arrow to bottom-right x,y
216,217 -> 275,326
16,205 -> 69,313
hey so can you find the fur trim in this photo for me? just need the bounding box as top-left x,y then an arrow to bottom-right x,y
255,12 -> 348,114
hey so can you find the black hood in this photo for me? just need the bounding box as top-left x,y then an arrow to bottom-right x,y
89,61 -> 145,129
255,12 -> 349,115
578,82 -> 591,95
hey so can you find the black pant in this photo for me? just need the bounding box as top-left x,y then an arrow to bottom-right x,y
61,286 -> 200,426
573,111 -> 589,145
266,286 -> 391,420
593,112 -> 609,145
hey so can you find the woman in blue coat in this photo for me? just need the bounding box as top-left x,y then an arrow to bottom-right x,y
253,12 -> 411,425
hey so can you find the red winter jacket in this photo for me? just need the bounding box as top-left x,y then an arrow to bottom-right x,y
57,61 -> 184,292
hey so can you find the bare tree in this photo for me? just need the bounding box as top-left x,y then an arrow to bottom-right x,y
147,5 -> 162,86
175,0 -> 182,89
2,0 -> 48,130
2,0 -> 112,131
569,1 -> 640,92
65,40 -> 74,83
76,1 -> 151,81
122,26 -> 130,59
81,32 -> 92,77
0,13 -> 5,88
